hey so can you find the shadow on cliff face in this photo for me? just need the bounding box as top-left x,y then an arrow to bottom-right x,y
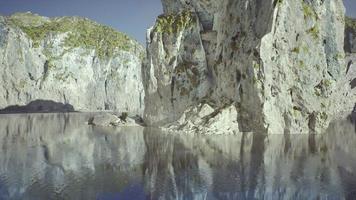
0,99 -> 75,114
348,104 -> 356,131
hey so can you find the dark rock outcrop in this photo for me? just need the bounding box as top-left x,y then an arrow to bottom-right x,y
0,99 -> 75,113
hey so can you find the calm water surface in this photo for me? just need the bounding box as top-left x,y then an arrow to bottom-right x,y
0,113 -> 355,200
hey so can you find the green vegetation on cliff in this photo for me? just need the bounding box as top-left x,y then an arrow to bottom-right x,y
302,2 -> 316,20
153,10 -> 195,34
8,12 -> 138,59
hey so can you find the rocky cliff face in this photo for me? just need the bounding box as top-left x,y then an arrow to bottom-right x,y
0,12 -> 144,115
143,11 -> 210,125
144,0 -> 353,134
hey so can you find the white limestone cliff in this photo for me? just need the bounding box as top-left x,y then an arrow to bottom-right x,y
143,0 -> 354,134
0,12 -> 145,115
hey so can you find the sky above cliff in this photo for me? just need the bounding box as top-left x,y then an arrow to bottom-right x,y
0,0 -> 355,44
0,0 -> 163,44
345,0 -> 356,18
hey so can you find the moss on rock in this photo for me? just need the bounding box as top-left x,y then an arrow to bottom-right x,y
302,2 -> 317,20
307,25 -> 319,40
153,10 -> 195,34
8,13 -> 138,59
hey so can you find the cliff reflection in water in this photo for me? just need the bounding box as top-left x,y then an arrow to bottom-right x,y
0,113 -> 355,200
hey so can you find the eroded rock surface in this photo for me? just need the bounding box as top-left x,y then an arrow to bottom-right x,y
164,103 -> 239,134
0,12 -> 145,115
144,0 -> 352,134
89,112 -> 143,127
89,113 -> 121,126
143,11 -> 210,125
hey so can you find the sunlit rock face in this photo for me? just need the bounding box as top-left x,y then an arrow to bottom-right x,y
164,103 -> 240,135
144,0 -> 351,134
0,13 -> 145,115
143,11 -> 210,125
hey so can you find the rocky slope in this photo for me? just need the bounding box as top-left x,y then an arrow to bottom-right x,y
0,12 -> 144,115
143,0 -> 354,134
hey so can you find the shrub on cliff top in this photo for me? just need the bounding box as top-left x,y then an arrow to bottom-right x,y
8,13 -> 137,59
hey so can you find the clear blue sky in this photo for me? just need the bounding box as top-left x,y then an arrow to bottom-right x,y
0,0 -> 163,44
345,0 -> 356,18
0,0 -> 355,44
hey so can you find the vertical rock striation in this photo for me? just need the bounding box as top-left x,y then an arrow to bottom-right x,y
0,12 -> 145,115
143,11 -> 210,125
144,0 -> 352,134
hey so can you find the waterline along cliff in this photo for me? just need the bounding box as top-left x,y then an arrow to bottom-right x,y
0,1 -> 355,135
0,113 -> 355,199
143,0 -> 356,134
0,12 -> 144,115
1,0 -> 356,199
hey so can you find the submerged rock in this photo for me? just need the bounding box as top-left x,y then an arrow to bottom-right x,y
0,12 -> 145,115
89,113 -> 121,126
144,0 -> 353,134
165,104 -> 239,134
89,113 -> 143,127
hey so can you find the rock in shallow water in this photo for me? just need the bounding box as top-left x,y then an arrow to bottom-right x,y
89,113 -> 121,126
89,113 -> 142,127
165,104 -> 239,135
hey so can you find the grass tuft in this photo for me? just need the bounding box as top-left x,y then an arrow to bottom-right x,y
153,10 -> 195,34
